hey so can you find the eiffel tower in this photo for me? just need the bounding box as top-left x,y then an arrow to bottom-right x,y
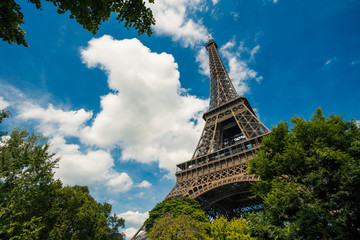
132,39 -> 270,239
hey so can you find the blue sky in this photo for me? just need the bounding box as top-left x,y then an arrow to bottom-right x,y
1,0 -> 359,238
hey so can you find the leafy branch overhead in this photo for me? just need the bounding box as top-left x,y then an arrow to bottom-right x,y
0,0 -> 156,47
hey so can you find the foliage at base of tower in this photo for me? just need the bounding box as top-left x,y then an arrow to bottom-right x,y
0,124 -> 125,239
208,217 -> 254,240
148,213 -> 208,240
144,196 -> 209,233
248,108 -> 360,239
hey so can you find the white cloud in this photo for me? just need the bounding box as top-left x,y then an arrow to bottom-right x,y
0,97 -> 10,109
148,1 -> 263,99
2,35 -> 209,187
250,45 -> 260,60
119,211 -> 149,239
48,136 -> 134,193
2,34 -> 262,187
219,39 -> 262,95
122,227 -> 138,240
11,98 -> 134,191
119,211 -> 149,227
196,38 -> 262,96
149,0 -> 209,48
138,180 -> 152,188
17,103 -> 134,189
50,136 -> 114,185
273,0 -> 279,3
196,47 -> 209,76
80,36 -> 207,175
18,103 -> 92,137
105,172 -> 134,193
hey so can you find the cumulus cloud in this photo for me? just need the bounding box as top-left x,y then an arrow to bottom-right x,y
118,211 -> 149,227
18,103 -> 92,137
138,180 -> 152,188
196,38 -> 262,95
16,103 -> 134,189
149,0 -> 209,48
194,38 -> 262,96
119,211 -> 149,239
2,35 -> 209,188
147,0 -> 263,98
1,34 -> 263,190
105,172 -> 134,193
49,136 -> 113,185
0,96 -> 10,109
6,115 -> 134,192
196,47 -> 209,76
122,227 -> 138,240
11,97 -> 135,192
219,39 -> 262,95
80,36 -> 207,174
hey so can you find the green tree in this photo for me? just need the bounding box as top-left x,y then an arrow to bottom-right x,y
48,185 -> 123,240
0,128 -> 61,239
148,213 -> 208,240
145,196 -> 209,233
107,213 -> 126,240
0,110 -> 9,136
0,125 -> 125,239
208,217 -> 254,240
248,109 -> 360,239
1,0 -> 155,47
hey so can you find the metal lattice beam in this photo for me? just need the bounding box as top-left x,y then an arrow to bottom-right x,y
206,39 -> 238,110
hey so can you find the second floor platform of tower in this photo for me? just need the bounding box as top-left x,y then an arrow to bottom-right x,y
175,132 -> 270,175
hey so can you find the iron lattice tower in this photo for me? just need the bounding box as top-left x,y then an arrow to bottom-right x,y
166,39 -> 270,218
132,39 -> 270,239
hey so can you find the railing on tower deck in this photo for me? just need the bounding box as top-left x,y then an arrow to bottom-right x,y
176,133 -> 269,173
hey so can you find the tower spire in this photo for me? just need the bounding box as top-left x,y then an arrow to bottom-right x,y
206,39 -> 238,110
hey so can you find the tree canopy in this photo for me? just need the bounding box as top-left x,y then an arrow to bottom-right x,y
0,115 -> 125,239
148,213 -> 208,240
208,217 -> 254,240
144,196 -> 209,233
145,197 -> 255,240
1,0 -> 155,47
248,108 -> 360,239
